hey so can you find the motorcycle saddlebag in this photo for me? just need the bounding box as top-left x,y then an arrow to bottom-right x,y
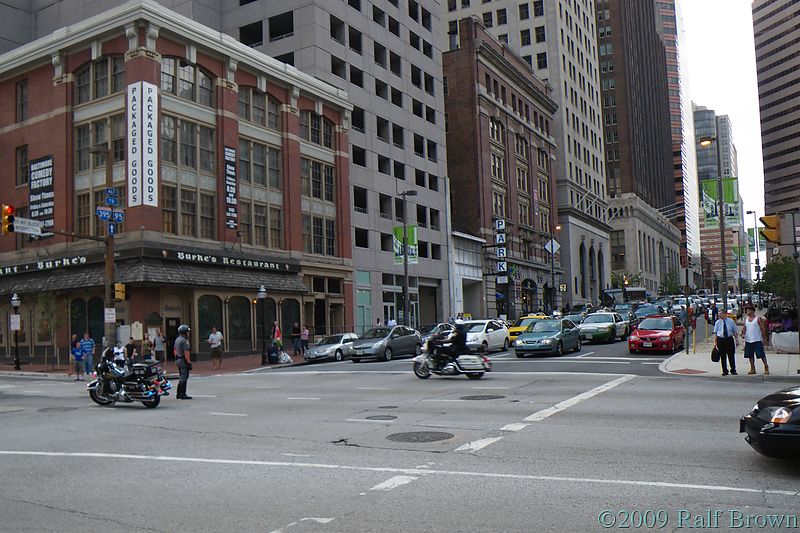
132,361 -> 162,377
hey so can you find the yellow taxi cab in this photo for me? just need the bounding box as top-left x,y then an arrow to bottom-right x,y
508,314 -> 548,342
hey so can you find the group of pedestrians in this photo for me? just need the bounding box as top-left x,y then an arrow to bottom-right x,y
713,305 -> 769,376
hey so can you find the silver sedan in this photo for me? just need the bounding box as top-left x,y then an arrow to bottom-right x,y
303,333 -> 359,363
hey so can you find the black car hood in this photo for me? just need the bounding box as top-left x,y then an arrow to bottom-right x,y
758,386 -> 800,408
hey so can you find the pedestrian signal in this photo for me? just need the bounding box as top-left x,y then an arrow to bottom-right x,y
114,282 -> 126,301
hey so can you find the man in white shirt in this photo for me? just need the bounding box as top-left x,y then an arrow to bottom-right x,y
714,310 -> 739,376
741,305 -> 769,375
387,317 -> 397,327
208,326 -> 224,370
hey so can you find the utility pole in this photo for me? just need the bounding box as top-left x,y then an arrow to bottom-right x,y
90,146 -> 116,352
400,190 -> 417,326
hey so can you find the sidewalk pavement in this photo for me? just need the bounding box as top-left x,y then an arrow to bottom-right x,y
0,351 -> 308,380
661,336 -> 800,378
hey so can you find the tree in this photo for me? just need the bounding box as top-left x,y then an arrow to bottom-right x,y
757,256 -> 797,300
35,292 -> 66,368
610,271 -> 642,289
659,270 -> 681,296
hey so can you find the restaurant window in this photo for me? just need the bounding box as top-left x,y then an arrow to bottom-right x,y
162,115 -> 215,173
200,193 -> 215,239
162,186 -> 177,234
239,138 -> 281,188
300,158 -> 335,202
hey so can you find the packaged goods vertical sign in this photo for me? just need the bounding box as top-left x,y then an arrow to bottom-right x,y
127,81 -> 159,208
28,155 -> 54,238
224,146 -> 238,229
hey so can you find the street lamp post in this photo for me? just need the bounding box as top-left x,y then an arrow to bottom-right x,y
11,293 -> 20,371
699,135 -> 728,313
400,190 -> 417,326
89,146 -> 116,352
257,284 -> 267,365
746,210 -> 760,307
548,224 -> 562,314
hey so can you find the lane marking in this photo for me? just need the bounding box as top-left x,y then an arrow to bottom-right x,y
345,418 -> 395,423
369,475 -> 418,491
210,412 -> 248,417
574,351 -> 595,358
22,390 -> 44,394
270,517 -> 335,533
191,395 -> 217,398
454,437 -> 503,453
281,453 -> 312,458
525,375 -> 636,422
641,362 -> 663,365
500,423 -> 528,432
4,451 -> 793,497
499,360 -> 630,365
256,386 -> 281,389
287,397 -> 321,400
256,370 -> 632,377
472,387 -> 509,390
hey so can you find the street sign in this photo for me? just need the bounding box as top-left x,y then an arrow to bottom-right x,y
12,217 -> 43,236
495,219 -> 506,231
496,275 -> 509,284
495,233 -> 507,244
559,283 -> 568,292
544,239 -> 561,255
496,247 -> 507,258
10,314 -> 20,331
105,187 -> 118,197
108,222 -> 116,235
112,211 -> 125,223
104,307 -> 116,324
105,196 -> 118,206
497,261 -> 507,273
96,207 -> 112,221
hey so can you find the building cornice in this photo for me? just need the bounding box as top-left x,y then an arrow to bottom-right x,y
0,0 -> 351,112
557,207 -> 613,233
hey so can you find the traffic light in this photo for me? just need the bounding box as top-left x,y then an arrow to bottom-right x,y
1,204 -> 14,235
759,214 -> 781,244
114,282 -> 126,301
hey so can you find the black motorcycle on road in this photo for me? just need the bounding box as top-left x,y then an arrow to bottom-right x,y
413,330 -> 492,380
87,359 -> 171,408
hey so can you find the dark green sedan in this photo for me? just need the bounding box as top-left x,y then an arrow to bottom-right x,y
513,319 -> 581,357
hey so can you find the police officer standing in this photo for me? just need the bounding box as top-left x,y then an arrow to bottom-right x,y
175,324 -> 192,400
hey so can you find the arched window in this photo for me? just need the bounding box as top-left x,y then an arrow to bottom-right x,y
160,57 -> 215,107
238,87 -> 280,130
255,297 -> 277,341
281,299 -> 300,336
70,298 -> 87,338
579,244 -> 587,299
299,110 -> 334,148
198,295 -> 223,340
227,296 -> 252,343
74,55 -> 125,104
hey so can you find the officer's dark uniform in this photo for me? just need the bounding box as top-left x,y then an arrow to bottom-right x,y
175,328 -> 192,400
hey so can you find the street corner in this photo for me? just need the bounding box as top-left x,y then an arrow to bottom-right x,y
659,350 -> 716,377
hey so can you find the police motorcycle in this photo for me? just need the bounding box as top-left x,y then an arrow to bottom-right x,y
413,327 -> 491,380
87,348 -> 172,408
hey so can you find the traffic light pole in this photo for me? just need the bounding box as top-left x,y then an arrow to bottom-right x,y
792,212 -> 800,369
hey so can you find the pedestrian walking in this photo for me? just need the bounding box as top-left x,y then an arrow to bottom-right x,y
141,333 -> 153,360
125,337 -> 138,362
70,334 -> 84,381
685,307 -> 697,354
290,322 -> 301,356
300,324 -> 309,355
711,301 -> 719,324
714,310 -> 739,376
208,326 -> 224,370
741,305 -> 769,375
80,332 -> 96,377
152,328 -> 166,362
174,324 -> 192,400
271,321 -> 282,345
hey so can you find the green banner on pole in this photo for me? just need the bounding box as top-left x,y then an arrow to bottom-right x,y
393,226 -> 418,265
747,227 -> 766,252
701,178 -> 740,228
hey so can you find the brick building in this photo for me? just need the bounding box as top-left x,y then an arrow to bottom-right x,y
0,2 -> 352,362
444,18 -> 559,318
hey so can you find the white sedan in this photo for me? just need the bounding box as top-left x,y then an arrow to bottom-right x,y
464,320 -> 511,352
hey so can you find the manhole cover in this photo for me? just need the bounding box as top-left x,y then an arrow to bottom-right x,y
387,431 -> 454,443
38,407 -> 78,413
366,415 -> 397,420
459,395 -> 505,401
378,405 -> 398,409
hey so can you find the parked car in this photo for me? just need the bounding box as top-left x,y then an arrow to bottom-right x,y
578,312 -> 629,343
417,323 -> 454,346
507,314 -> 548,342
303,333 -> 359,363
739,386 -> 800,459
513,318 -> 581,357
350,326 -> 421,362
464,319 -> 511,352
627,316 -> 685,354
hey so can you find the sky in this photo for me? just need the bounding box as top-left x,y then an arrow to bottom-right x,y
679,0 -> 764,223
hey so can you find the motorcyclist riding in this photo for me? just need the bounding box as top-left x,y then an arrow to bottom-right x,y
430,319 -> 468,369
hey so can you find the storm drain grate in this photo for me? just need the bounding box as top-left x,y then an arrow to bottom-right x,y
366,415 -> 397,421
387,431 -> 454,443
459,395 -> 505,401
38,407 -> 78,413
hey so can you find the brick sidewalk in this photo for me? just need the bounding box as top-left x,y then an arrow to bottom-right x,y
0,351 -> 307,378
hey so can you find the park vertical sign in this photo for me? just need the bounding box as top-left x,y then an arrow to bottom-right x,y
127,81 -> 159,207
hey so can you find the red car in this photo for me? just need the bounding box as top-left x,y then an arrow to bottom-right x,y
628,315 -> 685,353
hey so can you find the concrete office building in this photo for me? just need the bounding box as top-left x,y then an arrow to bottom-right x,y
655,0 -> 701,288
596,0 -> 680,297
753,0 -> 800,216
694,105 -> 750,291
444,18 -> 559,319
445,0 -> 611,309
4,0 -> 453,330
0,1 -> 354,361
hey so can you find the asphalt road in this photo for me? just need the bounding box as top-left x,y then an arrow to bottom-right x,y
1,329 -> 797,533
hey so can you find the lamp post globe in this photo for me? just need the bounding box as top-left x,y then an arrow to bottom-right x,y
257,285 -> 267,365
